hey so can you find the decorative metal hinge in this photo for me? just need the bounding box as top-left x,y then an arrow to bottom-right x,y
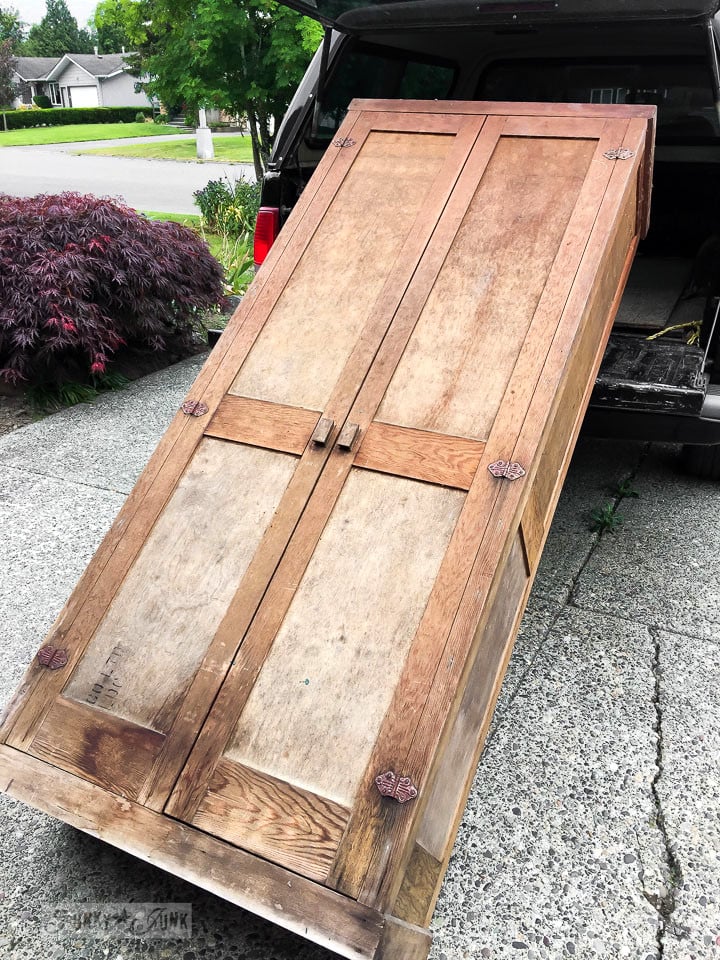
375,770 -> 418,804
603,147 -> 635,161
488,459 -> 526,481
36,645 -> 68,670
333,137 -> 356,149
181,399 -> 209,417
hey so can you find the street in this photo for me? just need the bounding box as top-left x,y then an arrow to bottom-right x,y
0,134 -> 256,213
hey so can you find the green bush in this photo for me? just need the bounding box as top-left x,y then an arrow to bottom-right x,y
193,175 -> 261,235
217,233 -> 254,296
33,95 -> 52,109
154,112 -> 168,124
134,110 -> 146,123
0,106 -> 153,130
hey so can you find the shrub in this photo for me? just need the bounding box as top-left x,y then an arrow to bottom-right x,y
154,112 -> 168,125
217,232 -> 254,296
135,110 -> 145,123
0,193 -> 224,388
33,95 -> 52,109
0,106 -> 152,130
194,175 -> 261,235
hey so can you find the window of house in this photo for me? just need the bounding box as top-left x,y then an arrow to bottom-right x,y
48,83 -> 61,106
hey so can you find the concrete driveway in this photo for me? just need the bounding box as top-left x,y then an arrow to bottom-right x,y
0,357 -> 719,960
0,133 -> 256,213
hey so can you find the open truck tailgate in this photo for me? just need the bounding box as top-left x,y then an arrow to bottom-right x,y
0,100 -> 654,960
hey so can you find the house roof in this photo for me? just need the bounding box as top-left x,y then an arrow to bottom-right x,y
15,53 -> 135,84
53,53 -> 132,78
14,57 -> 59,81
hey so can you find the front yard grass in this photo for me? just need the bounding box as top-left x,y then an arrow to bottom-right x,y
0,122 -> 179,147
80,134 -> 254,163
139,210 -> 223,260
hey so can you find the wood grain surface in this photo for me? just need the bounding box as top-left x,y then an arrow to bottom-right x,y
229,131 -> 453,410
354,422 -> 484,489
0,745 -> 387,960
376,134 -> 597,439
205,395 -> 321,454
192,759 -> 350,882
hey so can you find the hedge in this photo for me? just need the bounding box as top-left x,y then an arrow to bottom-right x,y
0,106 -> 153,130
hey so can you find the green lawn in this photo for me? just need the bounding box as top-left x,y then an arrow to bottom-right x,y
0,122 -> 179,147
141,210 -> 203,228
139,210 -> 223,260
80,134 -> 254,163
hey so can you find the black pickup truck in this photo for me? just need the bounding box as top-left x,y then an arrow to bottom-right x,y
253,0 -> 720,478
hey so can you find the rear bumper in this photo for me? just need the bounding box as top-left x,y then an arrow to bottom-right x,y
584,384 -> 720,445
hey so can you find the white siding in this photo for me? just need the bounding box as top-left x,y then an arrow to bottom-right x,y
55,62 -> 94,87
100,72 -> 152,108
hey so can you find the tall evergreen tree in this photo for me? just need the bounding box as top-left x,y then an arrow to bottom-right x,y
24,0 -> 93,56
0,6 -> 24,51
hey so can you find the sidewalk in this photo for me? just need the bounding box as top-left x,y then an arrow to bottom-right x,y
0,357 -> 718,960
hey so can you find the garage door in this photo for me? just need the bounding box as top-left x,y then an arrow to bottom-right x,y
69,85 -> 98,108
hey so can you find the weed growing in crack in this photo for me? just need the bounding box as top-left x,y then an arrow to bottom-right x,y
615,476 -> 640,498
589,502 -> 623,534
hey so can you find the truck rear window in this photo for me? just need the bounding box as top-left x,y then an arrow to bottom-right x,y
477,58 -> 719,141
315,42 -> 456,140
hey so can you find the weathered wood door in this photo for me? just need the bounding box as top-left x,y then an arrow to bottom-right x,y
0,101 -> 654,953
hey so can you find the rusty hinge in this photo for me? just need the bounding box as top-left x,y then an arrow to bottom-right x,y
36,645 -> 68,670
488,459 -> 526,481
181,399 -> 209,417
333,137 -> 356,148
375,770 -> 418,804
603,147 -> 635,161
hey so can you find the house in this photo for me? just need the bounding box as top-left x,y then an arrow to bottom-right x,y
12,57 -> 59,107
12,52 -> 152,110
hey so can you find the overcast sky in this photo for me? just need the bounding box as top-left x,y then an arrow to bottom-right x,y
18,0 -> 98,29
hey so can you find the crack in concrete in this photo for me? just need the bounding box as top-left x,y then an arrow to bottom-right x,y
0,460 -> 131,497
645,626 -> 685,957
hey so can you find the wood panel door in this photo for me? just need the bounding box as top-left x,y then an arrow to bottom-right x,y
165,111 -> 648,900
1,108 -> 486,808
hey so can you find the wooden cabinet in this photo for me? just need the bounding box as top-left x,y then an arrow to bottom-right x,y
0,100 -> 654,960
